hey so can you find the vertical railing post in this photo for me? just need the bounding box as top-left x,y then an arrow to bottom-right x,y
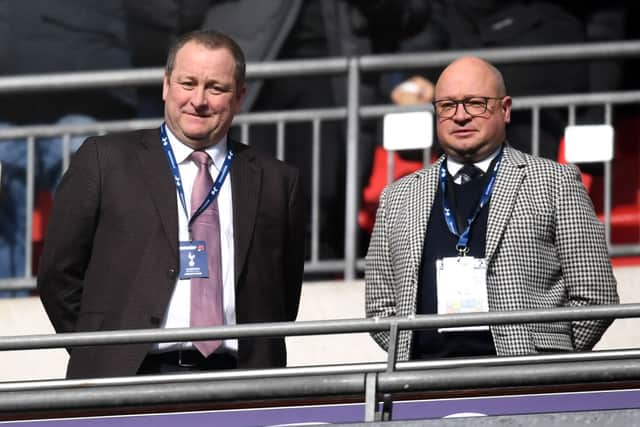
25,136 -> 35,278
386,321 -> 400,374
567,104 -> 576,126
311,119 -> 321,263
276,121 -> 285,161
531,107 -> 540,157
62,133 -> 71,174
387,149 -> 394,185
423,147 -> 432,168
344,57 -> 360,281
604,103 -> 613,246
364,372 -> 378,422
241,123 -> 249,145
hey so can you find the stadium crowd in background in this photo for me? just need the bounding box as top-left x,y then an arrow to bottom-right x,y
0,0 -> 637,289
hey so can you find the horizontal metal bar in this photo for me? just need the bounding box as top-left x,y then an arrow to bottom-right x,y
247,57 -> 348,77
233,107 -> 346,124
1,304 -> 639,351
0,58 -> 348,94
360,103 -> 433,118
360,40 -> 640,71
3,356 -> 640,413
0,68 -> 164,93
5,347 -> 640,393
0,362 -> 385,392
378,358 -> 640,393
0,372 -> 366,412
610,244 -> 640,257
0,277 -> 35,291
0,118 -> 162,140
512,90 -> 640,109
3,89 -> 640,141
2,40 -> 639,94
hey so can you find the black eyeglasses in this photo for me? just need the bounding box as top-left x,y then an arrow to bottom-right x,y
432,96 -> 504,118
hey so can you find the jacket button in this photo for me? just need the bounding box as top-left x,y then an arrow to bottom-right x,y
167,268 -> 177,279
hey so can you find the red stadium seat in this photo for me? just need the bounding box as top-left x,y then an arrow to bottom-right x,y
560,116 -> 640,265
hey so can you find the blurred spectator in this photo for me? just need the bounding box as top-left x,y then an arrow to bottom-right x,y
124,0 -> 211,117
560,1 -> 628,122
203,0 -> 409,261
0,0 -> 135,286
388,0 -> 589,160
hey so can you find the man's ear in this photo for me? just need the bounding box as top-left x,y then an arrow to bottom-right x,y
162,73 -> 170,101
235,84 -> 247,113
502,96 -> 512,124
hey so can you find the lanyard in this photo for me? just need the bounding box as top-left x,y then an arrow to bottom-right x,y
160,123 -> 234,232
439,149 -> 502,256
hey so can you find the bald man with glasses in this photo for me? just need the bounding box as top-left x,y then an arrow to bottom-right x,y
365,56 -> 618,361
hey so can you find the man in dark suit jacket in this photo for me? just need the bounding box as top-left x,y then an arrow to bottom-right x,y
37,30 -> 305,378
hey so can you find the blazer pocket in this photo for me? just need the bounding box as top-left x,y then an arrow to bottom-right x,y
75,312 -> 105,333
507,209 -> 555,245
530,330 -> 574,352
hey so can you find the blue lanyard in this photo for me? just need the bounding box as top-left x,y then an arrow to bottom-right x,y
439,149 -> 502,256
160,123 -> 234,232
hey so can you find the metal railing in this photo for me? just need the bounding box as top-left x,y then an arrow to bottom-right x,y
3,303 -> 640,421
1,40 -> 639,287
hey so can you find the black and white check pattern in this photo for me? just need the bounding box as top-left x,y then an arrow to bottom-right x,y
365,145 -> 619,360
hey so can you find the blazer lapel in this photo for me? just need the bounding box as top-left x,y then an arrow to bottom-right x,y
229,141 -> 260,287
137,128 -> 179,255
485,146 -> 526,261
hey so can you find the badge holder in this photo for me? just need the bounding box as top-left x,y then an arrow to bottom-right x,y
436,255 -> 489,333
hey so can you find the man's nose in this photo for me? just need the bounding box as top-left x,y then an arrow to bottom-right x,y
452,102 -> 471,121
191,87 -> 207,107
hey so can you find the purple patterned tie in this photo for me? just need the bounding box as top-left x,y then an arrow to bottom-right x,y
190,150 -> 224,356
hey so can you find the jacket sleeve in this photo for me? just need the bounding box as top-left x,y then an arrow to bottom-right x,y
555,165 -> 619,351
365,186 -> 396,351
283,167 -> 305,321
37,138 -> 101,335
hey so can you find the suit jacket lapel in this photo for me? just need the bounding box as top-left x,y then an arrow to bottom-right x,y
485,146 -> 526,261
229,141 -> 260,287
137,128 -> 179,255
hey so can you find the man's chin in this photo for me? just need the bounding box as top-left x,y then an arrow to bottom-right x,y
447,146 -> 480,162
451,143 -> 502,163
182,131 -> 214,149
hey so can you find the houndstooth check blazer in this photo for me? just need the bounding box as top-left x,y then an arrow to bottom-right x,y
365,145 -> 619,361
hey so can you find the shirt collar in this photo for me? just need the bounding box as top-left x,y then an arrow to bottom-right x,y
164,125 -> 228,170
446,146 -> 501,177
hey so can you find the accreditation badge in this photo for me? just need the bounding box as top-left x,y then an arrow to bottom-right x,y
178,240 -> 209,279
436,256 -> 489,332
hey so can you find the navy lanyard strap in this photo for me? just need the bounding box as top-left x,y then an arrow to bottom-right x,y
160,123 -> 234,232
439,149 -> 502,255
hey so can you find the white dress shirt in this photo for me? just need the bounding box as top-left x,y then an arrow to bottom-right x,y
446,147 -> 501,184
154,126 -> 237,353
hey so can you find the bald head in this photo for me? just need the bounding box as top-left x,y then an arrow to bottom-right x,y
435,56 -> 507,100
433,56 -> 512,163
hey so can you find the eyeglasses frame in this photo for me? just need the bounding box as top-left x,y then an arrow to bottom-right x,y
432,96 -> 506,118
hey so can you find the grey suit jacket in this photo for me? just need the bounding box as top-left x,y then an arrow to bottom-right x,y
38,128 -> 305,378
365,145 -> 619,360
